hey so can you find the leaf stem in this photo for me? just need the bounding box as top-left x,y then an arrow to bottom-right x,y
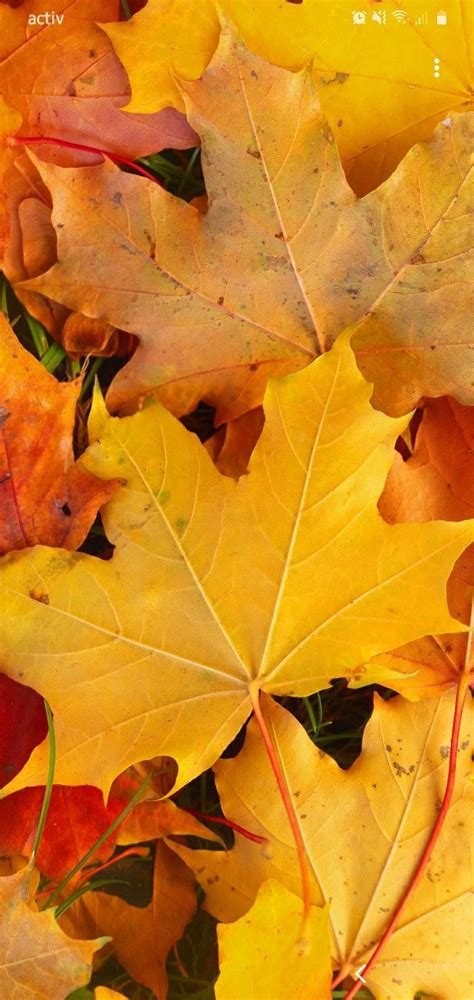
8,135 -> 163,186
249,683 -> 311,922
184,807 -> 267,844
339,669 -> 471,999
31,701 -> 55,861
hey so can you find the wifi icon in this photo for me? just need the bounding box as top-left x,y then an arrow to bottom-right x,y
392,9 -> 408,20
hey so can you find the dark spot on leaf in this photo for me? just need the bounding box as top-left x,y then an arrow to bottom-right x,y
67,82 -> 77,96
249,363 -> 258,371
217,296 -> 224,305
29,588 -> 50,605
113,191 -> 122,205
337,119 -> 343,127
0,407 -> 11,428
251,70 -> 258,78
61,503 -> 72,517
88,49 -> 97,58
385,745 -> 392,752
274,231 -> 284,240
247,145 -> 261,160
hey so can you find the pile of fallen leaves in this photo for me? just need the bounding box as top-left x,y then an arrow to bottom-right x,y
0,1 -> 473,998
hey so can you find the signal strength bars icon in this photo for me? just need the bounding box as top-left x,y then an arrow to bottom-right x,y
392,9 -> 408,20
415,10 -> 428,23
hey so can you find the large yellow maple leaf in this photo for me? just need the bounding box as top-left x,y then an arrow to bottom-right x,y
23,25 -> 474,420
103,0 -> 473,193
1,336 -> 472,798
171,692 -> 474,999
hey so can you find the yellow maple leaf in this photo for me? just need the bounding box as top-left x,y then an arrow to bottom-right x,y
215,880 -> 332,1000
1,336 -> 472,798
171,691 -> 474,998
103,0 -> 473,192
1,338 -> 474,791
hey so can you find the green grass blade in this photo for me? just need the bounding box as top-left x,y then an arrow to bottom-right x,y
81,357 -> 104,399
25,313 -> 49,358
177,146 -> 200,195
55,877 -> 129,919
40,340 -> 67,374
0,275 -> 9,318
32,701 -> 56,860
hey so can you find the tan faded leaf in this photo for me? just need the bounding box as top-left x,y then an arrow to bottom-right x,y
24,25 -> 474,419
1,336 -> 472,797
216,880 -> 332,1000
171,693 -> 474,999
0,865 -> 101,998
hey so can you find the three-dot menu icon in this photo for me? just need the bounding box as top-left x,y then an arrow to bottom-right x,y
433,57 -> 441,78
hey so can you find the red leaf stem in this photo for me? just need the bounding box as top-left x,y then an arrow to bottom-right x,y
184,807 -> 267,844
7,135 -> 163,186
337,666 -> 471,998
249,683 -> 312,923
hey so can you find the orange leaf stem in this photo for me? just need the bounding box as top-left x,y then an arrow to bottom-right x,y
339,668 -> 471,999
184,807 -> 267,844
249,683 -> 311,923
7,135 -> 163,186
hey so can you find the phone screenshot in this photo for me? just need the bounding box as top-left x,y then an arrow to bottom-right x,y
0,1 -> 472,997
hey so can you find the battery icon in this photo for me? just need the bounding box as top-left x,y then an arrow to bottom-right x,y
436,10 -> 447,24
